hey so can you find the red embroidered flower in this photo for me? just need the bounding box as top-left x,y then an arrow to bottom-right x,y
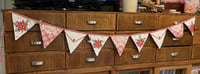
16,20 -> 28,32
190,25 -> 194,32
93,40 -> 102,49
136,39 -> 145,47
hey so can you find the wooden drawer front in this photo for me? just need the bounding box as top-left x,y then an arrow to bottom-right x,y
16,70 -> 66,74
66,49 -> 114,69
80,71 -> 110,74
3,11 -> 65,31
163,31 -> 193,46
115,47 -> 156,65
74,31 -> 115,50
159,14 -> 192,28
192,45 -> 200,59
156,46 -> 191,62
193,30 -> 200,44
66,13 -> 116,30
5,32 -> 65,52
117,13 -> 159,30
6,51 -> 65,73
195,16 -> 200,29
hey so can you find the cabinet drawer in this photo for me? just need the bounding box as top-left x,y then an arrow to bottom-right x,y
195,15 -> 200,29
66,12 -> 116,30
3,10 -> 65,31
80,71 -> 110,74
66,49 -> 114,69
6,51 -> 65,73
193,30 -> 200,44
74,31 -> 115,50
5,32 -> 65,52
117,13 -> 159,30
159,14 -> 192,28
115,47 -> 156,65
163,31 -> 193,46
156,46 -> 191,62
192,45 -> 200,59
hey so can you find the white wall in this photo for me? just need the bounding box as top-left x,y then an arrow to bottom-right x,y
0,0 -> 8,74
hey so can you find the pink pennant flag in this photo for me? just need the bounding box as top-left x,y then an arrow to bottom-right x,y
40,23 -> 63,48
150,29 -> 167,49
111,35 -> 129,56
65,30 -> 86,54
131,33 -> 149,52
168,23 -> 184,38
184,17 -> 195,36
11,12 -> 36,40
88,34 -> 109,56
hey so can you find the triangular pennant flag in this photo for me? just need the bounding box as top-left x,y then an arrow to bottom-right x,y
150,29 -> 167,49
88,34 -> 109,56
65,30 -> 86,54
168,23 -> 184,38
111,35 -> 129,56
12,12 -> 36,40
40,23 -> 63,48
184,17 -> 195,36
131,33 -> 149,52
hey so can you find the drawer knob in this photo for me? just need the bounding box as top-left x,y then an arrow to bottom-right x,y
134,21 -> 143,25
132,55 -> 140,59
87,21 -> 97,25
86,58 -> 95,62
174,21 -> 179,25
172,38 -> 180,41
32,61 -> 44,66
171,52 -> 178,57
31,41 -> 42,46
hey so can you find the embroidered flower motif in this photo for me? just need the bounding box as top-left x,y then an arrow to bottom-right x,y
190,25 -> 194,32
93,40 -> 103,49
15,20 -> 28,32
136,39 -> 145,47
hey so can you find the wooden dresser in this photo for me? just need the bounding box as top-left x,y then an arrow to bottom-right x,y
1,10 -> 199,74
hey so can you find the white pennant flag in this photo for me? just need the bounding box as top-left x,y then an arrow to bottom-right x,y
184,16 -> 195,36
111,35 -> 129,56
150,29 -> 167,49
40,23 -> 63,48
131,33 -> 149,52
11,12 -> 36,40
65,30 -> 86,54
88,34 -> 109,56
168,23 -> 184,38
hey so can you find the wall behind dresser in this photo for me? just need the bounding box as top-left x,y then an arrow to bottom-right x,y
0,0 -> 13,74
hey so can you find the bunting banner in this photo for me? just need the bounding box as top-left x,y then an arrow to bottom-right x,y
40,23 -> 63,48
184,17 -> 195,36
168,23 -> 184,38
131,33 -> 149,52
111,35 -> 129,56
12,12 -> 36,40
9,12 -> 196,56
88,34 -> 109,56
65,30 -> 86,54
150,29 -> 167,49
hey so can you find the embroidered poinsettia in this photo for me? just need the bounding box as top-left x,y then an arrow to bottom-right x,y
14,20 -> 29,32
135,35 -> 146,47
190,25 -> 194,32
189,21 -> 194,32
136,39 -> 145,47
92,40 -> 103,49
